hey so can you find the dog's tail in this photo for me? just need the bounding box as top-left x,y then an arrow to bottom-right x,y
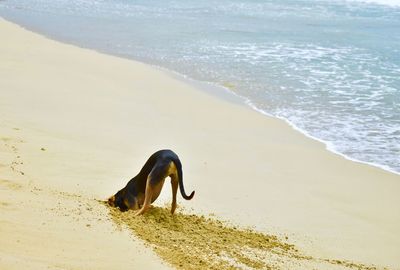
174,158 -> 195,200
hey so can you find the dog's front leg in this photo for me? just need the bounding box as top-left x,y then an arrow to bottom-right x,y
134,177 -> 153,216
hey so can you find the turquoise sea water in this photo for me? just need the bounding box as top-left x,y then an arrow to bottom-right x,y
1,0 -> 399,173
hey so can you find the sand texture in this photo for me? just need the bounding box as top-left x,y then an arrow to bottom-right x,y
108,205 -> 385,270
1,18 -> 400,269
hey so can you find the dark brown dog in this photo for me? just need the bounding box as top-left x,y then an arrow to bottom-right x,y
108,149 -> 194,215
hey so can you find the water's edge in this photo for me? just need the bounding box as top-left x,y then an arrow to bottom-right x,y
3,17 -> 399,176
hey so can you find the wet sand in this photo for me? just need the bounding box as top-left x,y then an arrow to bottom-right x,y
108,205 -> 382,270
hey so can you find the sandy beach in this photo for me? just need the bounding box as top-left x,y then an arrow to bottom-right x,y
1,18 -> 399,269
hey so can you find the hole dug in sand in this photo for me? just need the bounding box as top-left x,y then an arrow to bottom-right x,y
106,206 -> 381,270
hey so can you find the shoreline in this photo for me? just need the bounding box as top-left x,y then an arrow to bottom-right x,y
1,18 -> 400,269
1,15 -> 398,176
146,62 -> 400,177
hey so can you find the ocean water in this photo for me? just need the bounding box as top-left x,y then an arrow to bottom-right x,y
1,0 -> 399,174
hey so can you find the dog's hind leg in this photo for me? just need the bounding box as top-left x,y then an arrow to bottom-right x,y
170,174 -> 178,214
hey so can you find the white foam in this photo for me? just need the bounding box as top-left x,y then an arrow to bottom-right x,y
347,0 -> 400,7
242,100 -> 400,176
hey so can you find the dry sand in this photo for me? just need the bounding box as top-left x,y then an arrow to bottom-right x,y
1,18 -> 399,269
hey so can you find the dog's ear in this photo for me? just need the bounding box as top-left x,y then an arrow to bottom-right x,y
123,192 -> 137,210
113,192 -> 127,211
118,200 -> 128,212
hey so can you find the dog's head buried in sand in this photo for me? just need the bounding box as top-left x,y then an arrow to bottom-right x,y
108,149 -> 195,216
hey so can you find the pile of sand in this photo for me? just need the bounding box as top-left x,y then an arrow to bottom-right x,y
107,205 -> 381,270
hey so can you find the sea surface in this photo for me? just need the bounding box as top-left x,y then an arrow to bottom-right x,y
1,0 -> 399,174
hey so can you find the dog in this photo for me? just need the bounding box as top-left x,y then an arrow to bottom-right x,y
107,149 -> 194,215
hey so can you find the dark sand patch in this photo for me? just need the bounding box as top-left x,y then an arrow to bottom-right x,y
106,206 -> 383,270
0,201 -> 11,208
0,178 -> 22,190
